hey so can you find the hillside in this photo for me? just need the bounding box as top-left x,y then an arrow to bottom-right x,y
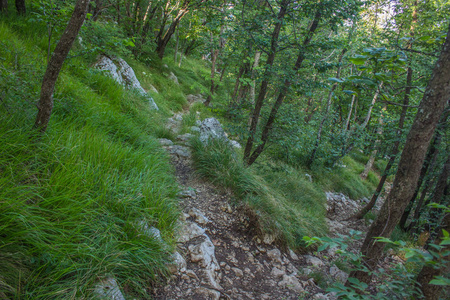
1,1 -> 449,299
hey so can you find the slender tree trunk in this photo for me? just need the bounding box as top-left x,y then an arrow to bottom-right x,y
347,23 -> 450,286
174,27 -> 179,63
400,107 -> 449,229
15,0 -> 25,14
361,108 -> 384,180
352,3 -> 418,220
309,47 -> 348,166
246,11 -> 321,166
407,156 -> 440,233
205,25 -> 225,106
360,82 -> 383,129
34,0 -> 90,132
232,66 -> 245,102
219,64 -> 227,82
243,0 -> 289,164
250,51 -> 261,104
416,210 -> 450,299
0,0 -> 7,14
156,6 -> 189,59
345,94 -> 356,130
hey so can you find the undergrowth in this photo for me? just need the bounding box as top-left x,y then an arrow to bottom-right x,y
190,137 -> 327,249
0,16 -> 188,298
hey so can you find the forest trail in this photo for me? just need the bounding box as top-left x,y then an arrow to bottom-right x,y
154,98 -> 376,300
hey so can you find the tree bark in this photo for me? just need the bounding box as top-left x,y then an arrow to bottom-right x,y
156,2 -> 190,59
246,11 -> 321,166
309,47 -> 350,166
243,0 -> 289,164
360,82 -> 382,129
0,0 -> 7,14
399,108 -> 448,229
347,23 -> 450,286
249,51 -> 261,104
351,3 -> 417,220
360,112 -> 384,180
205,25 -> 225,106
416,210 -> 450,300
345,94 -> 356,130
34,0 -> 90,132
15,0 -> 25,14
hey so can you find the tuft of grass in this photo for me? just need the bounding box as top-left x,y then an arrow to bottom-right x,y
190,137 -> 327,249
309,155 -> 378,200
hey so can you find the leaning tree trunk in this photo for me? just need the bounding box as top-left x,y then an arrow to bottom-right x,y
351,3 -> 417,220
15,0 -> 25,14
308,47 -> 347,166
243,0 -> 289,164
416,209 -> 450,300
0,0 -> 7,13
246,11 -> 321,166
360,112 -> 384,180
399,108 -> 448,229
34,0 -> 90,132
156,7 -> 189,59
346,23 -> 450,286
249,51 -> 261,104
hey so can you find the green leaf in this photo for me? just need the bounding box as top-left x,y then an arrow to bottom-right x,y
429,276 -> 450,286
328,77 -> 344,83
343,90 -> 357,95
349,56 -> 367,65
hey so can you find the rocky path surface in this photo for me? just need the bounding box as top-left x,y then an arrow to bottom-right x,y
154,97 -> 383,300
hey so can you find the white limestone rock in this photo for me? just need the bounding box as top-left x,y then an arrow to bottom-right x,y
178,221 -> 206,243
94,56 -> 158,110
94,277 -> 126,300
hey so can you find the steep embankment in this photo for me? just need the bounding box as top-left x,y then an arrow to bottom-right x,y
0,20 -> 185,298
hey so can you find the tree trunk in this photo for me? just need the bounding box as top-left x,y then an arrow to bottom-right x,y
352,3 -> 418,220
156,6 -> 189,59
360,82 -> 382,129
174,27 -> 179,63
407,153 -> 440,233
361,109 -> 384,180
249,51 -> 261,104
15,0 -> 24,14
243,0 -> 289,164
232,65 -> 245,102
309,47 -> 348,166
346,23 -> 450,286
0,0 -> 7,13
34,0 -> 90,132
345,94 -> 356,130
205,25 -> 225,106
416,210 -> 450,300
400,106 -> 449,229
246,11 -> 321,166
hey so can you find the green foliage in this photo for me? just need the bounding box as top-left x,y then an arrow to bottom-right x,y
305,230 -> 450,299
0,18 -> 181,298
191,137 -> 327,248
79,20 -> 134,57
304,232 -> 424,299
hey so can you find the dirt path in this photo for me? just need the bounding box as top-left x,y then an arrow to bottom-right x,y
154,100 -> 376,300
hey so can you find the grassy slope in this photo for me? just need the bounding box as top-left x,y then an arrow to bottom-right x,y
0,12 -> 384,298
0,17 -> 200,298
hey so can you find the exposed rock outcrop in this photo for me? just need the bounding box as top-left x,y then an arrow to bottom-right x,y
94,56 -> 158,110
199,118 -> 242,148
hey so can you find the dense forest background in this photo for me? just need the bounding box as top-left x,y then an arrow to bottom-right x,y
0,0 -> 449,298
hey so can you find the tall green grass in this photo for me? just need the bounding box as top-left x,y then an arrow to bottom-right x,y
0,16 -> 182,298
190,138 -> 327,249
